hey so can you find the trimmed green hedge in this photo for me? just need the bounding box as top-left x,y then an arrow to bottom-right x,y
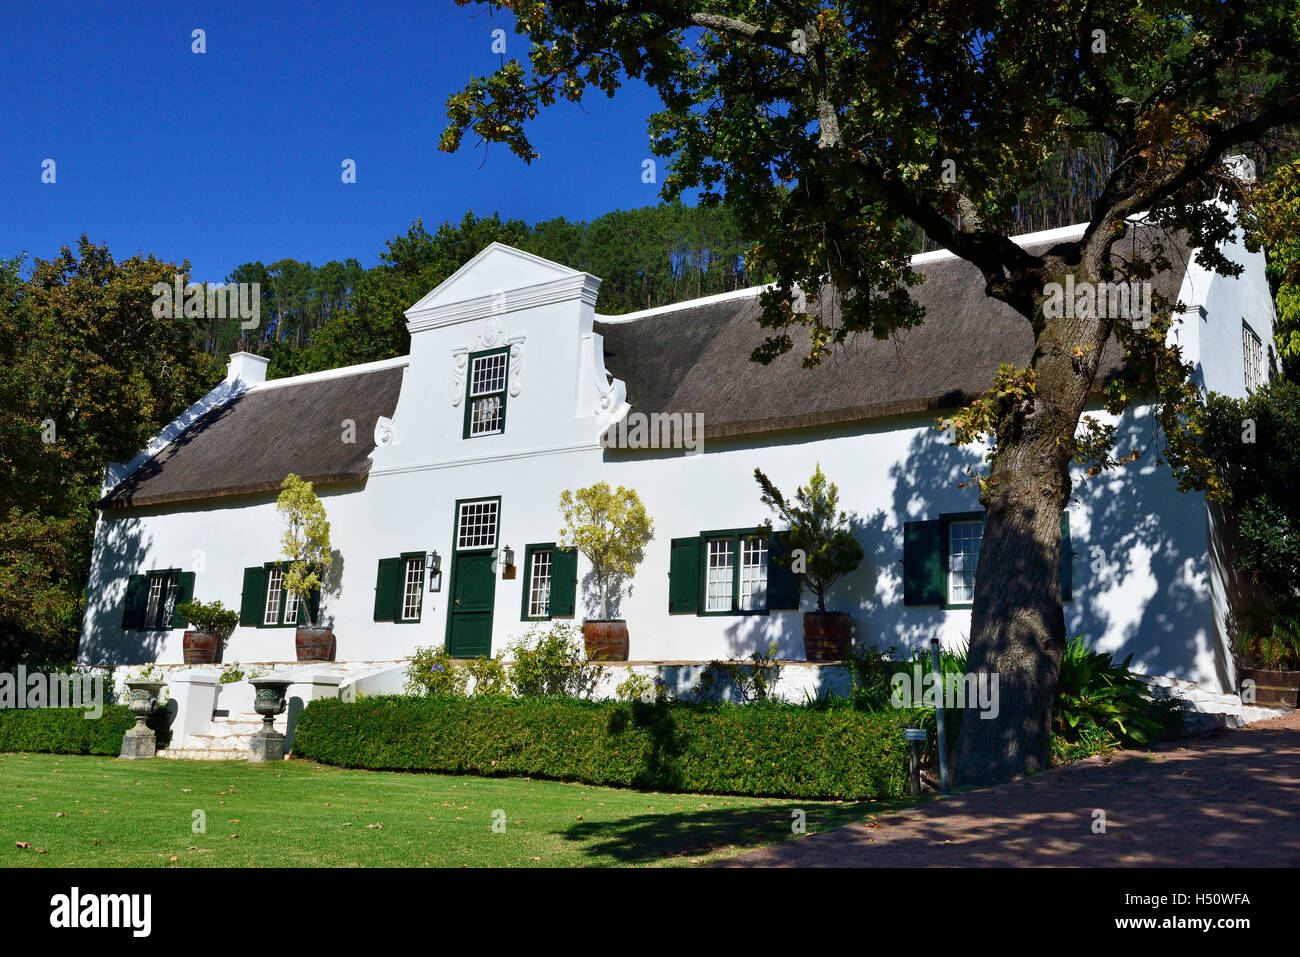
293,695 -> 917,800
0,706 -> 171,755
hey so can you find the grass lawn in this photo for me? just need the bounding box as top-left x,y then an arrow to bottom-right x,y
0,752 -> 912,867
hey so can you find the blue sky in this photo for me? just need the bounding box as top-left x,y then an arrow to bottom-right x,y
0,0 -> 668,280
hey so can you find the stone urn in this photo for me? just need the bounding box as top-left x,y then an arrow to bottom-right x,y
120,680 -> 165,760
248,677 -> 294,762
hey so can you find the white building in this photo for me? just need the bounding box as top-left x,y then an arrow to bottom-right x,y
79,220 -> 1275,700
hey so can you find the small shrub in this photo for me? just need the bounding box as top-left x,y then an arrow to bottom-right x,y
175,599 -> 238,644
465,655 -> 509,697
1054,635 -> 1161,746
691,641 -> 782,703
614,669 -> 654,702
507,622 -> 603,698
1051,723 -> 1119,763
406,645 -> 468,697
218,661 -> 266,684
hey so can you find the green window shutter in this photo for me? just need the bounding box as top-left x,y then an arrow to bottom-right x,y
1060,511 -> 1073,602
668,537 -> 701,614
374,557 -> 402,622
306,587 -> 322,625
121,574 -> 147,630
239,566 -> 266,626
903,520 -> 945,606
549,547 -> 578,618
767,531 -> 802,610
171,571 -> 196,628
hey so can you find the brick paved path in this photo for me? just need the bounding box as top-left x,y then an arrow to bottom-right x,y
717,712 -> 1300,867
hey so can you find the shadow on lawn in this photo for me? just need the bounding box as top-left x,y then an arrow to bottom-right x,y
560,795 -> 922,865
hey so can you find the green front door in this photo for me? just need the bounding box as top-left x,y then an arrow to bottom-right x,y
447,551 -> 496,657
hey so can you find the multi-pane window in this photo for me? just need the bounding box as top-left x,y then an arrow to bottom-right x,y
402,556 -> 425,621
706,539 -> 734,612
1244,323 -> 1265,391
947,520 -> 983,604
527,549 -> 552,618
143,572 -> 178,630
739,536 -> 769,611
264,568 -> 284,625
283,587 -> 299,625
468,351 -> 508,436
457,499 -> 499,550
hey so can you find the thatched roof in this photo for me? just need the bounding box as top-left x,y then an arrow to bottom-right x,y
596,229 -> 1192,439
99,366 -> 405,509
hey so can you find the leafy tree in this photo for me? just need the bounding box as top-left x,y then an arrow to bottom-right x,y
441,0 -> 1300,783
558,483 -> 654,620
276,474 -> 333,628
1199,380 -> 1300,646
754,465 -> 864,613
0,239 -> 220,666
1243,155 -> 1300,383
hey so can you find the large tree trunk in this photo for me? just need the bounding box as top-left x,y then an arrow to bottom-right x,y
954,258 -> 1113,787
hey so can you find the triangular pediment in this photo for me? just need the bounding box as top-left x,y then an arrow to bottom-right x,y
405,243 -> 587,317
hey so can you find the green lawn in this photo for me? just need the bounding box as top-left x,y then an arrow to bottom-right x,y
0,752 -> 911,867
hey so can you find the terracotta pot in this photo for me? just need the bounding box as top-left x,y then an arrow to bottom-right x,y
803,612 -> 853,662
182,631 -> 223,665
1240,669 -> 1300,708
295,626 -> 336,662
583,620 -> 629,661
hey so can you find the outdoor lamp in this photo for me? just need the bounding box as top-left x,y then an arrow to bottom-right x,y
428,550 -> 442,592
502,545 -> 515,571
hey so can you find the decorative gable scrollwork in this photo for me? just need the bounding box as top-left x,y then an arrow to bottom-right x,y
451,318 -> 525,407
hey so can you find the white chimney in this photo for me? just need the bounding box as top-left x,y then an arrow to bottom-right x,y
226,351 -> 269,386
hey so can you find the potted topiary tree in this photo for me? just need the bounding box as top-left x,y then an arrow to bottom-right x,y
175,599 -> 239,665
558,482 -> 654,661
754,464 -> 865,661
276,473 -> 335,662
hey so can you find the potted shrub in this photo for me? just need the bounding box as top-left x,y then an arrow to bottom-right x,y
558,482 -> 654,661
175,599 -> 238,665
276,473 -> 336,662
755,464 -> 865,661
1236,615 -> 1300,708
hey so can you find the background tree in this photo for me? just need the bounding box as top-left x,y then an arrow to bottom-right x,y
0,239 -> 219,666
441,0 -> 1300,783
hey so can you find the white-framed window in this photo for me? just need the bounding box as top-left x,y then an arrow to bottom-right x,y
739,536 -> 769,611
457,499 -> 499,550
284,587 -> 299,625
143,572 -> 178,630
468,351 -> 508,436
402,556 -> 425,621
947,520 -> 983,604
1244,322 -> 1265,391
527,549 -> 552,618
706,538 -> 734,612
264,567 -> 283,625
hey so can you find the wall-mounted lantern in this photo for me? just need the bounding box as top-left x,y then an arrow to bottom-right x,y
501,545 -> 516,579
428,550 -> 442,592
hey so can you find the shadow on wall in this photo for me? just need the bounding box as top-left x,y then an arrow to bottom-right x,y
1070,409 -> 1221,687
77,513 -> 157,665
713,407 -> 1219,698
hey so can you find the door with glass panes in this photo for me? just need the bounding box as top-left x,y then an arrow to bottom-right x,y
446,497 -> 500,658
